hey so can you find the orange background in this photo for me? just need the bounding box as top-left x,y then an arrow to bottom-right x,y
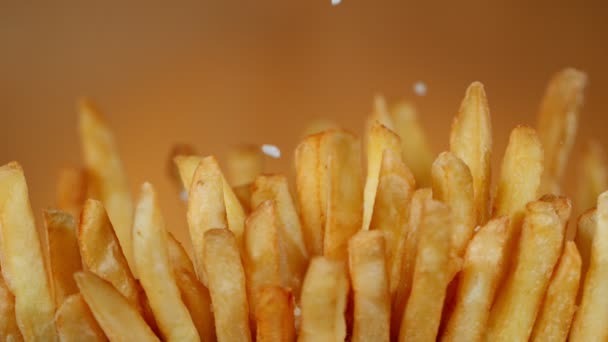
1,1 -> 607,247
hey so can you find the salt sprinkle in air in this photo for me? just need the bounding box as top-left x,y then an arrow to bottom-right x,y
294,305 -> 302,317
261,144 -> 281,159
331,0 -> 341,6
413,81 -> 427,96
179,189 -> 188,202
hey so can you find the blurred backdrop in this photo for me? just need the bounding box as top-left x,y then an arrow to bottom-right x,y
1,0 -> 607,248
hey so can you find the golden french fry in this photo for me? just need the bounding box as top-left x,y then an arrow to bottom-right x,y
450,82 -> 492,225
255,286 -> 295,342
575,208 -> 596,283
366,94 -> 395,131
485,200 -> 565,341
399,199 -> 452,342
233,182 -> 252,213
0,273 -> 22,342
44,209 -> 81,307
441,217 -> 509,342
301,118 -> 339,137
56,166 -> 88,219
530,241 -> 581,342
174,270 -> 215,342
431,151 -> 475,257
55,293 -> 107,342
570,191 -> 608,341
577,140 -> 608,214
79,199 -> 140,308
537,68 -> 587,194
389,101 -> 434,187
75,271 -> 159,342
133,183 -> 199,341
298,257 -> 349,342
174,155 -> 203,192
167,233 -> 196,276
227,144 -> 264,186
203,229 -> 252,342
0,162 -> 57,341
79,99 -> 135,272
349,230 -> 390,342
250,175 -> 308,297
166,144 -> 198,192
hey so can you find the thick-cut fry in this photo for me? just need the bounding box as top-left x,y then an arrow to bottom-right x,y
133,183 -> 199,341
79,199 -> 140,308
75,271 -> 159,342
537,68 -> 587,194
349,230 -> 390,342
570,191 -> 608,341
44,209 -> 81,307
0,162 -> 57,341
233,183 -> 252,212
298,257 -> 349,342
301,118 -> 339,137
399,200 -> 452,342
0,273 -> 22,342
366,94 -> 395,131
575,209 -> 596,282
79,99 -> 135,272
250,175 -> 308,297
167,233 -> 196,276
56,166 -> 88,219
369,149 -> 415,296
255,286 -> 295,342
55,293 -> 107,342
577,140 -> 608,214
531,241 -> 581,342
167,144 -> 198,193
174,155 -> 204,192
485,200 -> 565,341
441,217 -> 509,342
390,101 -> 434,187
203,229 -> 252,342
431,151 -> 476,257
227,144 -> 264,186
450,82 -> 492,224
174,270 -> 215,342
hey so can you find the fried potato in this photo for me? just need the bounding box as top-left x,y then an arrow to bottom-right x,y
79,199 -> 140,308
0,272 -> 22,342
56,166 -> 88,219
537,68 -> 587,194
485,200 -> 565,341
55,293 -> 107,342
301,118 -> 339,137
167,144 -> 198,192
203,229 -> 252,342
75,271 -> 159,342
167,233 -> 196,276
174,270 -> 215,342
133,183 -> 199,341
349,230 -> 390,342
233,182 -> 253,213
79,99 -> 135,272
577,140 -> 607,214
298,257 -> 349,342
367,94 -> 395,131
441,217 -> 509,342
531,241 -> 581,342
255,286 -> 295,342
575,208 -> 596,282
450,82 -> 492,224
0,162 -> 57,341
227,144 -> 264,186
399,199 -> 452,342
44,209 -> 81,307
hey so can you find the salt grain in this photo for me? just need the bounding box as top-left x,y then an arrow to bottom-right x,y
331,0 -> 341,6
261,144 -> 281,159
413,81 -> 427,96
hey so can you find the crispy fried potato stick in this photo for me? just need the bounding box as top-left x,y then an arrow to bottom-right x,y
203,229 -> 252,342
75,271 -> 159,342
167,233 -> 196,276
485,200 -> 565,341
298,257 -> 349,342
133,183 -> 199,341
0,273 -> 22,342
166,144 -> 198,193
44,209 -> 81,307
79,99 -> 135,272
450,82 -> 492,225
56,166 -> 88,219
233,182 -> 252,212
174,270 -> 215,342
255,286 -> 295,342
0,162 -> 57,341
530,241 -> 581,342
399,200 -> 452,342
55,293 -> 107,342
537,68 -> 587,194
301,118 -> 339,138
575,209 -> 596,283
366,94 -> 395,131
577,140 -> 608,214
349,230 -> 390,342
441,217 -> 509,342
227,144 -> 264,186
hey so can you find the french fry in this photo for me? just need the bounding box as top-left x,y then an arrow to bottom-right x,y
450,82 -> 492,225
79,99 -> 135,272
174,270 -> 215,342
75,271 -> 159,342
399,199 -> 452,342
298,257 -> 349,342
203,229 -> 252,342
537,68 -> 587,194
44,209 -> 81,307
227,144 -> 264,186
530,241 -> 581,342
233,182 -> 252,212
366,94 -> 395,131
55,293 -> 107,342
133,183 -> 199,341
577,140 -> 607,214
56,166 -> 88,219
301,118 -> 339,137
166,144 -> 198,193
0,162 -> 57,341
0,272 -> 22,342
390,101 -> 434,187
485,200 -> 565,341
570,191 -> 608,341
575,208 -> 596,282
79,199 -> 140,309
349,230 -> 390,342
167,233 -> 196,276
441,217 -> 509,342
255,286 -> 295,342
174,155 -> 203,192
369,149 -> 415,296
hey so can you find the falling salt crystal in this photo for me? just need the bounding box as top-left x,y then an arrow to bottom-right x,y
261,144 -> 281,159
331,0 -> 341,6
294,305 -> 302,317
180,189 -> 188,202
413,81 -> 427,96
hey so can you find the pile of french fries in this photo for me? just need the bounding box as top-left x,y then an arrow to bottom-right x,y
1,67 -> 607,342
